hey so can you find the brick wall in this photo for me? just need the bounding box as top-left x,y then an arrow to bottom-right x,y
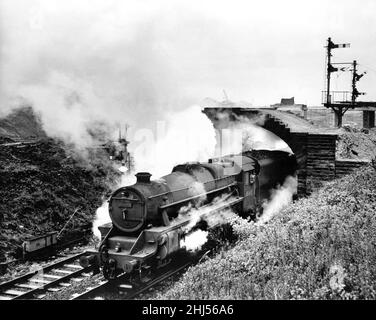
335,159 -> 371,178
305,134 -> 337,194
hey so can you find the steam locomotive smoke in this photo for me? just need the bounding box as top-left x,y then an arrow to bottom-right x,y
212,111 -> 297,226
177,193 -> 239,251
92,201 -> 110,239
256,175 -> 297,225
187,182 -> 207,206
91,106 -> 216,237
131,105 -> 216,178
0,1 -> 222,152
180,230 -> 208,252
216,117 -> 293,156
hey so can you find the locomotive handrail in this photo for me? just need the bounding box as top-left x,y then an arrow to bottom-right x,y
158,182 -> 238,210
110,197 -> 144,203
148,175 -> 236,199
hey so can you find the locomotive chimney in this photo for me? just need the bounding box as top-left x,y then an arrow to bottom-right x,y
135,172 -> 152,183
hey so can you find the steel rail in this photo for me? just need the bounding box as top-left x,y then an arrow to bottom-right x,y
71,258 -> 194,300
70,279 -> 109,300
124,261 -> 191,300
0,252 -> 91,300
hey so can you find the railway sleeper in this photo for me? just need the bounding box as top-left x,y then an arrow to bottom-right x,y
42,274 -> 61,280
15,283 -> 41,290
59,282 -> 72,287
71,277 -> 84,282
29,278 -> 50,284
54,269 -> 73,274
65,264 -> 82,269
4,289 -> 25,296
118,283 -> 133,290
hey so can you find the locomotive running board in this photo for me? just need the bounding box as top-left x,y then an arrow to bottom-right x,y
158,182 -> 238,210
151,195 -> 244,234
196,196 -> 244,220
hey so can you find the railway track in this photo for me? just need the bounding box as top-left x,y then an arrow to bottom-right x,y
0,249 -> 208,300
71,256 -> 194,300
0,252 -> 93,300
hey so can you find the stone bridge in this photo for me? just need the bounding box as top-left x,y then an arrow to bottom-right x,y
202,107 -> 368,196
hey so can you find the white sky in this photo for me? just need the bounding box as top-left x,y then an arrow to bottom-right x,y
1,0 -> 375,110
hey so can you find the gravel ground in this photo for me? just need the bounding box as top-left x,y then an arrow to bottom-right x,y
43,272 -> 104,300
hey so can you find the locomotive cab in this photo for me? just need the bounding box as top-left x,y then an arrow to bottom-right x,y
209,155 -> 261,216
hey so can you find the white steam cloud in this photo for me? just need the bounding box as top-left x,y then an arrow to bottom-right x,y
92,201 -> 110,239
91,106 -> 216,237
91,105 -> 296,238
176,193 -> 239,251
214,114 -> 293,156
0,1 -> 219,149
180,230 -> 208,252
256,175 -> 297,225
131,105 -> 216,178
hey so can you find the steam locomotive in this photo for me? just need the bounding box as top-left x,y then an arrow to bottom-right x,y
81,154 -> 261,280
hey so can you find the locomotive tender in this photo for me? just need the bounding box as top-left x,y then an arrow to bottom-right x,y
81,154 -> 261,280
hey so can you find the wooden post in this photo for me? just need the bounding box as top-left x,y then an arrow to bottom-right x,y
334,107 -> 343,127
363,110 -> 375,128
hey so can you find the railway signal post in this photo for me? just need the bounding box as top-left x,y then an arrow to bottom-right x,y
323,37 -> 351,127
323,37 -> 376,128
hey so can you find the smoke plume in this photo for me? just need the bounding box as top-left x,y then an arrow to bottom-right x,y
213,112 -> 293,156
0,0 -> 230,151
131,105 -> 216,178
92,201 -> 110,239
175,193 -> 239,251
180,230 -> 208,252
256,175 -> 297,225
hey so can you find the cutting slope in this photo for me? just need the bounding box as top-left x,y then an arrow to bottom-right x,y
156,165 -> 376,300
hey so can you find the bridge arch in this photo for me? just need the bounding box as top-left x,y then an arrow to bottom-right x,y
202,107 -> 338,196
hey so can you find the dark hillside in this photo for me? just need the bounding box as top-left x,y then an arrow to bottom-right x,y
0,139 -> 120,258
0,107 -> 120,260
0,106 -> 46,142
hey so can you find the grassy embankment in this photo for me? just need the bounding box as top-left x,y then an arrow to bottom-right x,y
157,165 -> 376,299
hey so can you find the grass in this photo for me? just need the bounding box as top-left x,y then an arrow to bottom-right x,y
156,165 -> 376,300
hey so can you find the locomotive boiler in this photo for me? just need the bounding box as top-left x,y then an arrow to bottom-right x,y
81,154 -> 261,280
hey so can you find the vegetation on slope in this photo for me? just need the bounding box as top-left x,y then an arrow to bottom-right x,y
0,106 -> 47,141
0,106 -> 122,260
157,165 -> 376,300
0,139 -> 120,259
337,126 -> 376,160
